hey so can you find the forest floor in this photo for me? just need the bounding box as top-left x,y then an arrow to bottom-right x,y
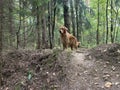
1,43 -> 120,90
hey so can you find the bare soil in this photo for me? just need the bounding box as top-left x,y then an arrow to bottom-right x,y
1,43 -> 120,90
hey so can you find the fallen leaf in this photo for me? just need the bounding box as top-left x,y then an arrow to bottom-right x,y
46,72 -> 49,74
94,82 -> 99,85
105,82 -> 112,88
103,64 -> 107,68
117,49 -> 120,53
53,72 -> 56,76
103,49 -> 107,52
112,66 -> 115,71
28,73 -> 32,80
47,78 -> 50,83
5,87 -> 9,90
114,82 -> 120,85
116,74 -> 119,77
94,77 -> 99,80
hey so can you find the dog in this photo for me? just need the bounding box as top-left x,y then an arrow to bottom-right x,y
59,26 -> 80,50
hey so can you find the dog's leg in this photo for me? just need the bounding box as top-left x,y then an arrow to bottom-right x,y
71,47 -> 73,50
70,45 -> 73,50
63,44 -> 67,50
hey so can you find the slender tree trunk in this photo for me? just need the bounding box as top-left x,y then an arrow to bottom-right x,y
114,10 -> 119,41
23,16 -> 26,49
103,17 -> 106,43
48,1 -> 52,49
78,0 -> 83,41
70,0 -> 76,36
96,0 -> 100,45
106,0 -> 109,44
42,16 -> 47,48
23,1 -> 26,49
110,0 -> 114,43
36,6 -> 41,49
8,0 -> 14,47
47,0 -> 56,49
63,0 -> 70,31
75,0 -> 79,40
51,0 -> 56,47
115,26 -> 119,42
17,0 -> 22,49
0,0 -> 3,86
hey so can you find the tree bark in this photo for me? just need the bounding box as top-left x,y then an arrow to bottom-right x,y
70,0 -> 76,36
63,0 -> 70,31
42,16 -> 47,48
78,0 -> 83,41
96,0 -> 100,45
51,0 -> 56,47
23,1 -> 27,49
48,1 -> 53,49
75,0 -> 79,40
115,9 -> 119,42
17,0 -> 21,49
106,0 -> 109,44
110,0 -> 114,43
8,0 -> 14,47
0,0 -> 3,86
36,6 -> 41,49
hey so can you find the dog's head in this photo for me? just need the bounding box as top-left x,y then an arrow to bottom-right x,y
59,26 -> 68,34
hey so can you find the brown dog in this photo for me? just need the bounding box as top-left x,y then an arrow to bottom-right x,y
59,26 -> 80,50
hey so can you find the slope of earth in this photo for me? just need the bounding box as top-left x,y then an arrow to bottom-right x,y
60,44 -> 120,90
1,43 -> 120,90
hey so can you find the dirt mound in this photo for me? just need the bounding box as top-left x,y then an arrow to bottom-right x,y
90,43 -> 120,62
1,49 -> 67,90
1,44 -> 120,90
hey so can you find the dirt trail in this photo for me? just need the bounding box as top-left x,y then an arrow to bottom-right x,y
1,44 -> 120,90
59,49 -> 96,90
59,47 -> 120,90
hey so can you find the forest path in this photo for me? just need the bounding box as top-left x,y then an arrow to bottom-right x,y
64,49 -> 96,90
59,48 -> 120,90
1,44 -> 120,90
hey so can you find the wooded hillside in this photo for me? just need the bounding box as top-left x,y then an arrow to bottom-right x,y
0,0 -> 120,89
0,0 -> 120,50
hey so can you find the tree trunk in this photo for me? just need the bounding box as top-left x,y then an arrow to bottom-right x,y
75,0 -> 79,40
96,0 -> 100,45
0,0 -> 3,86
17,0 -> 21,49
23,1 -> 27,49
36,6 -> 41,49
48,1 -> 53,49
8,0 -> 14,47
63,0 -> 70,31
23,16 -> 26,49
78,0 -> 83,41
42,16 -> 47,48
114,10 -> 119,42
110,0 -> 114,43
106,0 -> 109,44
51,0 -> 56,47
70,0 -> 76,36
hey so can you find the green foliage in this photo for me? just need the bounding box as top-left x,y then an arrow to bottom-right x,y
28,71 -> 32,80
115,0 -> 120,7
2,0 -> 120,49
